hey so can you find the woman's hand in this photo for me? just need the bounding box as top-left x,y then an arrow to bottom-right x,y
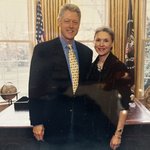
33,124 -> 45,141
110,134 -> 121,150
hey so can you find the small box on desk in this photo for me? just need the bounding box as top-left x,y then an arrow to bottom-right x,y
14,96 -> 29,111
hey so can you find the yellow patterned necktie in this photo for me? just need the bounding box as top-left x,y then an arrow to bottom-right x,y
68,44 -> 79,94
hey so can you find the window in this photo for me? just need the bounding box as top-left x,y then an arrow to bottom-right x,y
0,0 -> 34,100
144,0 -> 150,90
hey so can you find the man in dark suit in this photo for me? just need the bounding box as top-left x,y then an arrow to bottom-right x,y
28,3 -> 93,147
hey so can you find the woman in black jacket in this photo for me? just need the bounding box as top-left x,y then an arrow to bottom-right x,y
86,27 -> 132,150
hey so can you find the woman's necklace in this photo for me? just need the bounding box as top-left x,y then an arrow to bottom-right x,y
97,54 -> 109,72
97,61 -> 104,72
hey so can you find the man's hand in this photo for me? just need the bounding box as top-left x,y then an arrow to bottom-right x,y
33,124 -> 45,141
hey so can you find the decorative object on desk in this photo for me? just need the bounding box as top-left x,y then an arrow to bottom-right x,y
14,96 -> 29,111
144,86 -> 150,111
0,82 -> 18,104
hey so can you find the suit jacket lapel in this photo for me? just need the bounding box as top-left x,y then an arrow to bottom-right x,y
53,38 -> 71,80
75,42 -> 85,83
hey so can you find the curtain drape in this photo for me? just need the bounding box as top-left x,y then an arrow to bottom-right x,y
109,0 -> 145,98
40,0 -> 69,41
109,0 -> 128,62
134,0 -> 145,97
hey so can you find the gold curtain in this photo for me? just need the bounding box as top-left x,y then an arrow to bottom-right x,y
109,0 -> 128,62
109,0 -> 145,98
40,0 -> 70,41
134,0 -> 145,98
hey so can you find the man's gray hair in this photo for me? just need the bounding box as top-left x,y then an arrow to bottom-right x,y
58,3 -> 81,20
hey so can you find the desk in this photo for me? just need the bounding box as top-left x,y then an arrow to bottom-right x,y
126,99 -> 150,124
0,99 -> 150,150
0,103 -> 30,127
1,99 -> 150,127
0,100 -> 41,150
